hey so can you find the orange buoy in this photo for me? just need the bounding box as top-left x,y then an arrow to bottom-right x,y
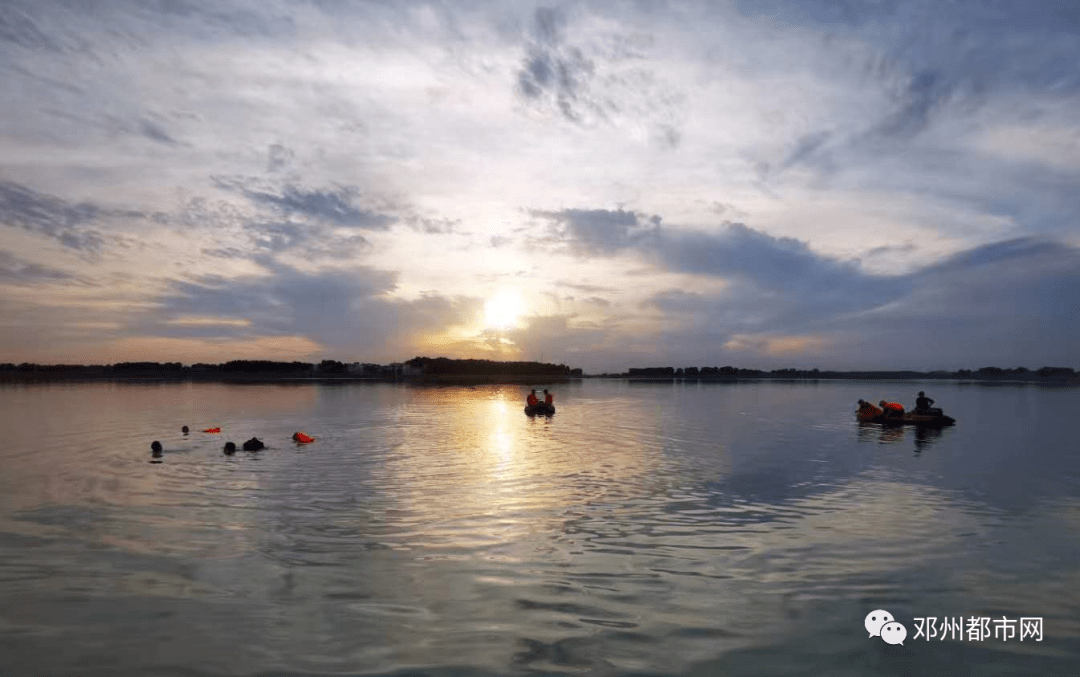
203,427 -> 221,433
292,432 -> 315,444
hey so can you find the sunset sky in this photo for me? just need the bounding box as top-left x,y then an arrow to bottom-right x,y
1,0 -> 1078,372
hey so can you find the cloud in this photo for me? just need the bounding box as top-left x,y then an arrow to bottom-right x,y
213,177 -> 397,230
144,265 -> 393,340
536,210 -> 894,316
658,223 -> 875,294
505,312 -> 614,365
533,199 -> 1079,369
139,118 -> 179,145
651,235 -> 1080,369
870,69 -> 952,140
240,220 -> 371,258
266,144 -> 294,173
516,7 -> 598,125
132,263 -> 485,361
722,333 -> 833,357
556,281 -> 617,294
0,3 -> 64,52
0,180 -> 114,253
512,5 -> 685,146
0,249 -> 75,284
918,237 -> 1071,275
405,216 -> 458,234
823,241 -> 1080,368
532,208 -> 661,256
780,130 -> 833,170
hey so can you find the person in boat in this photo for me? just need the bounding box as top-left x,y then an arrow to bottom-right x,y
879,400 -> 905,419
857,399 -> 883,420
527,389 -> 539,407
914,391 -> 935,412
543,389 -> 553,406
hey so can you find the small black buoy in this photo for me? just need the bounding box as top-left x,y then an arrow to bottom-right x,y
223,441 -> 236,454
242,437 -> 265,451
151,441 -> 163,453
182,425 -> 189,434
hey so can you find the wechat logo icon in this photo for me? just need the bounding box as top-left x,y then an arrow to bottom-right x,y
865,610 -> 906,645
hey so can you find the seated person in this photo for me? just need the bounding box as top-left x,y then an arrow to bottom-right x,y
914,391 -> 934,412
527,389 -> 539,407
543,389 -> 553,406
879,400 -> 905,418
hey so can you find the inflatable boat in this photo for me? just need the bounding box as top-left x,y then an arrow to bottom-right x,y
857,403 -> 955,427
525,403 -> 556,416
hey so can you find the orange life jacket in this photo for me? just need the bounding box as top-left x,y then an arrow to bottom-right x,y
883,402 -> 904,412
544,394 -> 553,405
293,432 -> 315,444
203,427 -> 221,433
527,394 -> 538,406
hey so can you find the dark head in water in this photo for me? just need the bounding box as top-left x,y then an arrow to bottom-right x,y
150,441 -> 162,453
242,437 -> 265,451
182,425 -> 189,434
223,441 -> 237,454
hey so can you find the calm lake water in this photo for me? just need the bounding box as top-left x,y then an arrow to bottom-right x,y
1,379 -> 1078,676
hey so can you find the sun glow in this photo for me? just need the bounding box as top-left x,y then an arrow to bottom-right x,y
484,291 -> 522,331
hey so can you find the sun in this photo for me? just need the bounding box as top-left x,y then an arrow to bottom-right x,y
484,291 -> 522,331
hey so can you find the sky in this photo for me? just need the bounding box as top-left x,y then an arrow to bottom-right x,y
1,0 -> 1078,373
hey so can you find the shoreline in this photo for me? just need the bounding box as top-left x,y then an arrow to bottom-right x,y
0,374 -> 577,385
1,374 -> 1076,385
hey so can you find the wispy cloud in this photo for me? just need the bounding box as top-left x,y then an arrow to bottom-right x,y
0,180 -> 117,254
0,249 -> 74,284
212,177 -> 396,230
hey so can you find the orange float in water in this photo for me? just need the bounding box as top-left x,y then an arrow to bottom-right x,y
203,427 -> 221,433
292,432 -> 315,444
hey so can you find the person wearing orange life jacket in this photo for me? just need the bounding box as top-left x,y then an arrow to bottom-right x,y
527,389 -> 539,407
543,389 -> 553,406
857,399 -> 883,420
879,400 -> 905,419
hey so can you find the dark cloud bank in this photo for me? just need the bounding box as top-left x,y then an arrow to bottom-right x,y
533,208 -> 1080,369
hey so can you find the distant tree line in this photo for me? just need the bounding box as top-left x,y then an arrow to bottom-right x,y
404,356 -> 576,377
614,365 -> 1078,380
0,357 -> 585,380
0,361 -> 1073,381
